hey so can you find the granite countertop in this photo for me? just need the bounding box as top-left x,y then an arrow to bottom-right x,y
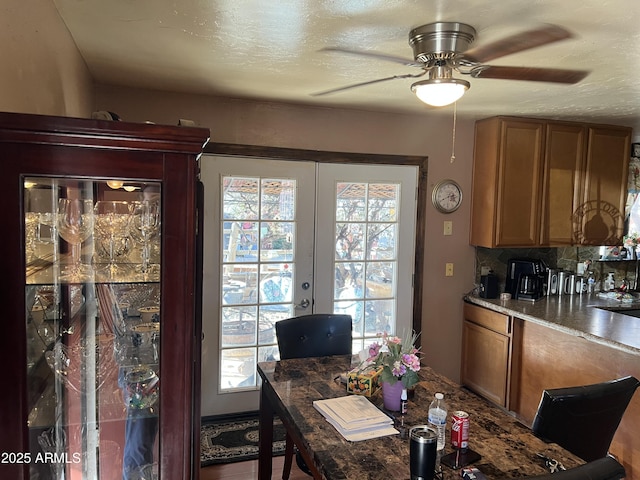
258,356 -> 583,480
464,293 -> 640,355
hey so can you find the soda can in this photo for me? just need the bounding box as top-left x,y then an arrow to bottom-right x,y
451,410 -> 469,450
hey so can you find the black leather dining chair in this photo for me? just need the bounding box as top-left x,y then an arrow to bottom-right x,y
275,313 -> 353,479
506,456 -> 626,480
532,376 -> 639,462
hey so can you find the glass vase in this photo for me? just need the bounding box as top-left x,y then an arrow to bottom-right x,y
381,380 -> 404,412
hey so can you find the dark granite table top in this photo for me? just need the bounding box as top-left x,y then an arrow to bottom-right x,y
464,293 -> 640,355
258,355 -> 583,479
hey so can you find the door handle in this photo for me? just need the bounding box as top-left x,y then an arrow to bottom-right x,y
295,298 -> 310,309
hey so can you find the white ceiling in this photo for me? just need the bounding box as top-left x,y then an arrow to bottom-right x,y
53,0 -> 640,132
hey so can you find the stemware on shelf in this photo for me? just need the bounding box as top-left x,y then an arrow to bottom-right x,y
35,211 -> 58,263
132,200 -> 161,279
24,212 -> 38,263
93,200 -> 134,280
57,199 -> 94,281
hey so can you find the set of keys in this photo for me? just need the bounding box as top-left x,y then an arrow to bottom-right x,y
536,453 -> 567,473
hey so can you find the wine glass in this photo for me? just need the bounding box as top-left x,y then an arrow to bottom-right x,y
132,200 -> 161,279
35,211 -> 58,263
94,201 -> 134,280
57,199 -> 94,280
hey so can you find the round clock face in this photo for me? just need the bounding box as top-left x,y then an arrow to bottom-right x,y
432,179 -> 462,213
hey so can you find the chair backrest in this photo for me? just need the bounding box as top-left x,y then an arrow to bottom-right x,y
532,376 -> 640,462
275,314 -> 352,360
511,456 -> 625,480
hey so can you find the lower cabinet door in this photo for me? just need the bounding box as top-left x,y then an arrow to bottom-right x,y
461,320 -> 510,407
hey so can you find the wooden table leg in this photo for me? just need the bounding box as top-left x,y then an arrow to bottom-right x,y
258,384 -> 275,480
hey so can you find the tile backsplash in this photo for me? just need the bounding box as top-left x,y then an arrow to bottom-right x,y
475,246 -> 639,293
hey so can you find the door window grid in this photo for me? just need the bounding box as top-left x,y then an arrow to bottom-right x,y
219,176 -> 296,391
333,182 -> 400,352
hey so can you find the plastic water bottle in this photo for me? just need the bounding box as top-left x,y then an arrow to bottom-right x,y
428,392 -> 448,452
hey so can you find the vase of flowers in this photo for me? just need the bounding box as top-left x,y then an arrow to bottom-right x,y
364,331 -> 421,411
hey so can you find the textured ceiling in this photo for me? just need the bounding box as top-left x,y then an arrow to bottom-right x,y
53,0 -> 640,132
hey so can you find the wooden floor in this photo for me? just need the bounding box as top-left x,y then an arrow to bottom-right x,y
200,456 -> 309,480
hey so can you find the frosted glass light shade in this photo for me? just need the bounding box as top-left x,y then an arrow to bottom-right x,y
411,78 -> 470,107
106,180 -> 124,189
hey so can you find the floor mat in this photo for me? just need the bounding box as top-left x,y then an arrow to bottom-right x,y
200,414 -> 287,466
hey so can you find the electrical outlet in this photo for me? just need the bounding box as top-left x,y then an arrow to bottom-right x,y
445,263 -> 454,277
443,220 -> 453,236
481,266 -> 491,276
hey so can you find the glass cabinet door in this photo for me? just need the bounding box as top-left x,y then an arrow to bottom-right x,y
24,177 -> 162,480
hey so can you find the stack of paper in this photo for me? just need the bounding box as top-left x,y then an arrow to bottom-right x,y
313,395 -> 399,441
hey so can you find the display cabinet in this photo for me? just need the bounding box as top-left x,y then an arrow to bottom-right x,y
0,112 -> 209,479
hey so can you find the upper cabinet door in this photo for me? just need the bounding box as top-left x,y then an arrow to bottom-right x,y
540,123 -> 586,245
494,120 -> 545,247
471,117 -> 545,247
578,126 -> 631,245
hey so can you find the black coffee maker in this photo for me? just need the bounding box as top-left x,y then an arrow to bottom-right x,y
505,258 -> 547,300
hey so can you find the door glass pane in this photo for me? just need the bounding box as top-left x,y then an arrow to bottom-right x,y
24,177 -> 161,480
220,175 -> 297,391
333,182 -> 400,348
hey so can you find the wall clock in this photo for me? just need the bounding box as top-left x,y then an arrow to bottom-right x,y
432,179 -> 463,213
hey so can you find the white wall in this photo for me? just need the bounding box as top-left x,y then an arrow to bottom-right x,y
96,84 -> 478,381
0,0 -> 93,116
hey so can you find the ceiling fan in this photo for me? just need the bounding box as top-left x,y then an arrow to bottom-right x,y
313,22 -> 590,107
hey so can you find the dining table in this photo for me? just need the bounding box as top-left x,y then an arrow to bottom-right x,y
257,355 -> 583,480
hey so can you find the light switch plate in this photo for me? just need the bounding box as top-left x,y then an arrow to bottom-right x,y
443,220 -> 453,236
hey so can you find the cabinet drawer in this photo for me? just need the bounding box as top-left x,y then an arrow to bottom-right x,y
464,302 -> 510,335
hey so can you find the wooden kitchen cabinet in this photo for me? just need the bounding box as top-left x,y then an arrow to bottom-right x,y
0,112 -> 209,480
461,302 -> 520,408
470,117 -> 545,247
540,123 -> 585,245
470,116 -> 631,247
578,126 -> 631,245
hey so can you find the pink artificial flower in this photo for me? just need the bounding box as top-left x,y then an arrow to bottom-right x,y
387,336 -> 402,345
367,343 -> 381,361
391,361 -> 406,377
403,353 -> 421,372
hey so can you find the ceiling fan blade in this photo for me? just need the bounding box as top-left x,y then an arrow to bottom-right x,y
470,65 -> 590,84
311,73 -> 423,96
320,47 -> 424,68
463,24 -> 574,63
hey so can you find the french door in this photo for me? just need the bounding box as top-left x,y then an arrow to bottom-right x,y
200,155 -> 417,415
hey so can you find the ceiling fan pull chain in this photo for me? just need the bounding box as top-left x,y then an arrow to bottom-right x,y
450,101 -> 457,163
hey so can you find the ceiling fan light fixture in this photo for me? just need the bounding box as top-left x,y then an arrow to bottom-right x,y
411,78 -> 470,107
